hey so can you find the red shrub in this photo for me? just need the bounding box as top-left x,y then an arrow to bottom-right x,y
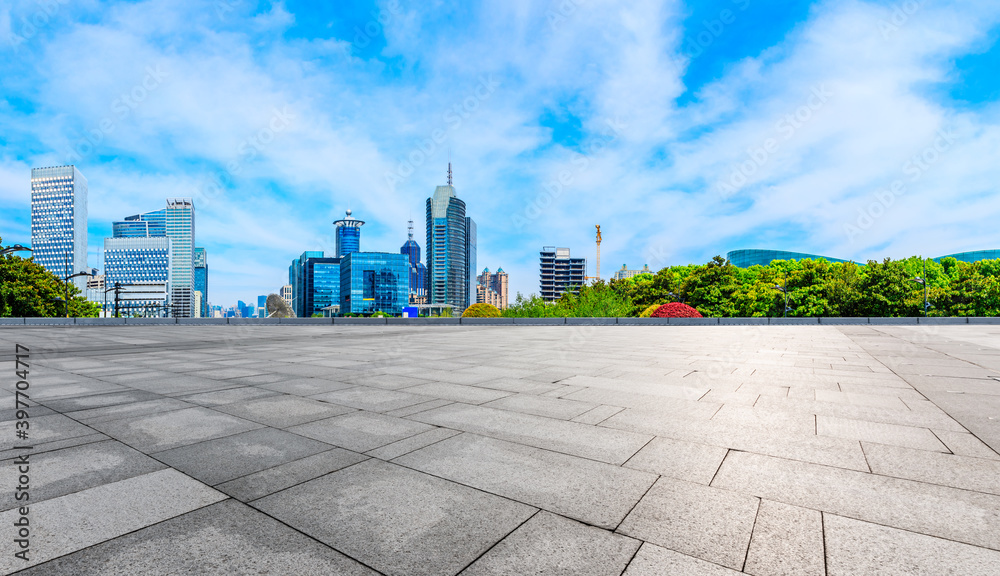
651,302 -> 703,318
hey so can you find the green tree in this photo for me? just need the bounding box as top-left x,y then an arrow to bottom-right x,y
0,238 -> 100,317
679,256 -> 741,317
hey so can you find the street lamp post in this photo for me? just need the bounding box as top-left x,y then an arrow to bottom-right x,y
61,270 -> 94,319
909,259 -> 930,317
0,245 -> 32,257
772,281 -> 791,318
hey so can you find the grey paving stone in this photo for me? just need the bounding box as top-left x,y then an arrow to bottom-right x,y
214,394 -> 354,427
347,373 -> 437,390
814,389 -> 911,410
563,387 -> 720,420
397,433 -> 657,528
572,404 -> 625,424
124,374 -> 239,396
254,458 -> 535,576
40,389 -> 162,412
711,450 -> 1000,551
184,367 -> 268,380
260,376 -> 356,395
474,377 -> 565,394
177,386 -> 281,406
711,404 -> 816,435
559,374 -> 708,401
618,476 -> 760,570
0,440 -> 165,512
88,406 -> 265,453
0,468 -> 225,574
622,543 -> 743,575
216,448 -> 369,501
288,410 -> 434,452
0,413 -> 96,452
66,397 -> 194,424
460,511 -> 640,576
27,378 -> 128,401
624,437 -> 729,485
483,393 -> 597,420
19,499 -> 379,576
934,429 -> 1000,460
402,381 -> 513,404
817,415 -> 948,451
383,398 -> 453,417
863,442 -> 1000,495
825,513 -> 1000,576
756,392 -> 968,432
154,427 -> 332,485
311,385 -> 432,412
367,427 -> 461,460
410,403 -> 652,465
744,500 -> 824,576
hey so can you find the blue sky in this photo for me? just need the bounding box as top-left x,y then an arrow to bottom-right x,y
2,0 -> 1000,307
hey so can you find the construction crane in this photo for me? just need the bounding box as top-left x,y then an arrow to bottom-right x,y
586,225 -> 602,284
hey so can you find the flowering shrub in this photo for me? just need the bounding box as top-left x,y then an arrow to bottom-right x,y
639,304 -> 661,318
651,302 -> 703,318
462,303 -> 501,318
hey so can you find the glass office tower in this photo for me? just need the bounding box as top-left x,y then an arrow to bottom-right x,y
194,247 -> 208,318
289,251 -> 341,317
103,237 -> 171,316
465,216 -> 476,310
426,165 -> 471,311
340,252 -> 409,315
333,209 -> 364,257
112,199 -> 196,317
30,165 -> 89,291
400,220 -> 427,302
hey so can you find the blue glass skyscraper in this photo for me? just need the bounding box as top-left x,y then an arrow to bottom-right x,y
426,164 -> 474,310
400,220 -> 427,302
289,251 -> 341,317
30,165 -> 88,290
103,237 -> 171,316
333,209 -> 364,257
194,247 -> 208,318
340,252 -> 409,315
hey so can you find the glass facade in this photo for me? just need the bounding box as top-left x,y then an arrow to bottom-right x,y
103,237 -> 171,316
289,251 -> 341,317
193,247 -> 208,318
727,249 -> 853,268
934,250 -> 1000,263
333,210 -> 364,257
426,183 -> 470,310
466,217 -> 477,310
400,233 -> 427,300
340,252 -> 409,315
30,165 -> 88,290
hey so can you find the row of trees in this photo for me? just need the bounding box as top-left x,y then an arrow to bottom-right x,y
1,237 -> 100,317
504,256 -> 1000,318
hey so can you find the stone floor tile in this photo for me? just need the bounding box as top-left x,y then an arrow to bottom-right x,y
460,511 -> 640,576
622,543 -> 743,576
825,513 -> 1000,576
66,398 -> 194,424
18,499 -> 379,575
88,406 -> 264,453
624,437 -> 729,485
0,413 -> 96,453
711,450 -> 1000,551
863,441 -> 1000,494
176,386 -> 280,406
216,448 -> 368,501
410,403 -> 652,465
711,404 -> 816,435
618,476 -> 760,570
572,404 -> 625,425
214,394 -> 354,427
934,429 -> 1000,460
40,389 -> 162,412
288,410 -> 434,452
311,386 -> 432,412
384,398 -> 453,417
817,415 -> 948,451
367,427 -> 460,461
0,469 -> 225,574
743,500 -> 824,576
471,377 -> 564,395
260,377 -> 356,396
396,433 -> 657,528
402,381 -> 513,404
254,459 -> 535,576
483,393 -> 597,420
154,427 -> 332,485
563,387 -> 720,420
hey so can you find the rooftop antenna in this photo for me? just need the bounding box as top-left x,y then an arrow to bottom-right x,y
447,162 -> 453,187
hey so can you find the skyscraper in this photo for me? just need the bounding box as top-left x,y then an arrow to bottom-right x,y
400,220 -> 427,304
465,216 -> 477,310
113,199 -> 196,317
340,252 -> 409,315
30,165 -> 88,290
477,267 -> 509,309
333,209 -> 364,257
194,247 -> 208,318
426,164 -> 474,310
289,251 -> 341,318
539,247 -> 587,301
103,237 -> 171,316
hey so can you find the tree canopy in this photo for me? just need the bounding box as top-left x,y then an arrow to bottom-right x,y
1,237 -> 101,317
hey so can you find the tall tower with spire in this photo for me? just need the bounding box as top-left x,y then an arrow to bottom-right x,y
426,164 -> 475,310
400,219 -> 427,302
333,209 -> 365,257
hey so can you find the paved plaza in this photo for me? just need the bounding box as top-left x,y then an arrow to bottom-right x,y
1,324 -> 999,575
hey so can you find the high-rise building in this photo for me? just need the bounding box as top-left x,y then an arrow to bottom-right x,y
333,209 -> 364,257
400,220 -> 428,304
194,247 -> 208,318
465,216 -> 477,309
103,237 -> 172,316
113,199 -> 196,317
477,267 -> 509,309
340,252 -> 409,315
30,165 -> 89,291
280,284 -> 293,310
289,251 -> 341,318
257,295 -> 267,318
426,164 -> 474,311
613,264 -> 653,280
540,246 -> 587,301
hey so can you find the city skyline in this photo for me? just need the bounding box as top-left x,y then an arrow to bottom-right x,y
3,1 -> 1000,307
